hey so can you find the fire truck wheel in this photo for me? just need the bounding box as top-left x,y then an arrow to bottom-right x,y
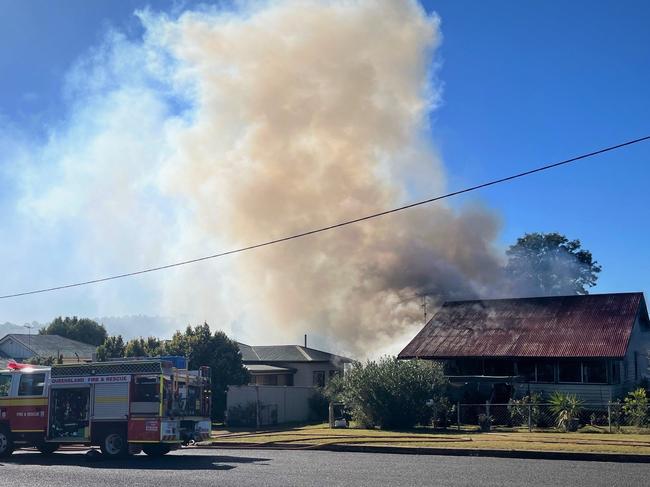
0,427 -> 13,458
37,442 -> 59,455
100,432 -> 128,458
142,444 -> 171,457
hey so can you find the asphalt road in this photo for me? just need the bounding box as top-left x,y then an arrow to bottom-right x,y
1,448 -> 648,487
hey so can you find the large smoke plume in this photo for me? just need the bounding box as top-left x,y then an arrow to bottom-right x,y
6,0 -> 504,356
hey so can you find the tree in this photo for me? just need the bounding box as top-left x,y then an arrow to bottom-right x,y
96,335 -> 126,361
166,323 -> 250,420
40,316 -> 108,346
336,357 -> 447,429
505,232 -> 601,296
124,337 -> 164,357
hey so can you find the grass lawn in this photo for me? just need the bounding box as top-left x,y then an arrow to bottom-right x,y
209,424 -> 650,455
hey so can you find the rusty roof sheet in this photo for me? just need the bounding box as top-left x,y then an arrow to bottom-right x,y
398,293 -> 647,359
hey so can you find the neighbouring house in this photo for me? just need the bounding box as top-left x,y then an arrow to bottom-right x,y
0,333 -> 96,364
226,342 -> 352,426
237,342 -> 352,387
398,292 -> 650,403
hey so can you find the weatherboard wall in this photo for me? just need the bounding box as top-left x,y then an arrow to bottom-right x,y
0,337 -> 33,360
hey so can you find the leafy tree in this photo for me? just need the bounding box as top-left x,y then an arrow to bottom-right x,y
96,335 -> 126,361
166,323 -> 250,420
40,316 -> 108,346
505,232 -> 601,296
336,357 -> 447,429
124,337 -> 165,357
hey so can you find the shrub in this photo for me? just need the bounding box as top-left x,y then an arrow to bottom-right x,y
431,397 -> 455,428
549,392 -> 583,432
226,402 -> 257,427
508,393 -> 542,427
623,388 -> 648,427
478,413 -> 492,432
337,357 -> 447,429
308,388 -> 330,422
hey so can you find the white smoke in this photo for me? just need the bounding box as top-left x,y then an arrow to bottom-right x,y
2,0 -> 503,356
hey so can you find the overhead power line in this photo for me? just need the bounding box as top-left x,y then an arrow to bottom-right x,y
1,134 -> 649,300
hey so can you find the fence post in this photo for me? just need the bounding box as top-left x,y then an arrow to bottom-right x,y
457,402 -> 461,431
527,403 -> 532,432
608,402 -> 612,433
485,400 -> 490,418
255,385 -> 260,430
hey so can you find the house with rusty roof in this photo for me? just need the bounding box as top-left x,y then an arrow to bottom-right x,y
0,334 -> 96,364
398,292 -> 650,402
237,342 -> 352,388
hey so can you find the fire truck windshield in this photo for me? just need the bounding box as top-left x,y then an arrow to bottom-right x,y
0,373 -> 10,396
18,373 -> 46,396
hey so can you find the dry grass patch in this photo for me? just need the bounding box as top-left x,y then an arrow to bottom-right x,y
210,424 -> 650,455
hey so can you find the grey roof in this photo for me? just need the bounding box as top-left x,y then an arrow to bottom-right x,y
0,334 -> 96,359
237,342 -> 352,364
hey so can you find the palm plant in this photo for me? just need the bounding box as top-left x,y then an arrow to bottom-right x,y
549,392 -> 583,432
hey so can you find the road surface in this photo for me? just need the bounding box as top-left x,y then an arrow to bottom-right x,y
1,448 -> 648,486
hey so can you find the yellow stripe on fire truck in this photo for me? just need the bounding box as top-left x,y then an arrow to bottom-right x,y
0,398 -> 48,406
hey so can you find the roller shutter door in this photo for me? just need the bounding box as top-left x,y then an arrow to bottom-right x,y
93,382 -> 129,419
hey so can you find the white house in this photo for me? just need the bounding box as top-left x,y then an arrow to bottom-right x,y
237,342 -> 352,387
0,334 -> 96,364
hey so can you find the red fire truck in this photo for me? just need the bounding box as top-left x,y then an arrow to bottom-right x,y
0,357 -> 212,457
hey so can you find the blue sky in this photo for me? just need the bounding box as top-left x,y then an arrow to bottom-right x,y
423,0 -> 650,294
0,1 -> 649,343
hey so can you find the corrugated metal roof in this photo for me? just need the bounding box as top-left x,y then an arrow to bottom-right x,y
398,293 -> 647,359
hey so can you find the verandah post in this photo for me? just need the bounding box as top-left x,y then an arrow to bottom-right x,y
457,402 -> 461,431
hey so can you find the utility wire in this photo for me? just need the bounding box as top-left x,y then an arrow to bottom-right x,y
1,134 -> 649,300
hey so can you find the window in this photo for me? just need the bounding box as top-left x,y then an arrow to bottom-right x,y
18,373 -> 45,396
558,360 -> 582,383
257,374 -> 278,386
134,376 -> 160,402
516,360 -> 535,382
536,361 -> 555,383
456,359 -> 482,375
0,374 -> 11,396
313,371 -> 325,387
484,360 -> 514,376
582,361 -> 607,384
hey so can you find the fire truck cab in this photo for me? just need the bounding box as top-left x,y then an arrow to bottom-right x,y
0,357 -> 211,458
